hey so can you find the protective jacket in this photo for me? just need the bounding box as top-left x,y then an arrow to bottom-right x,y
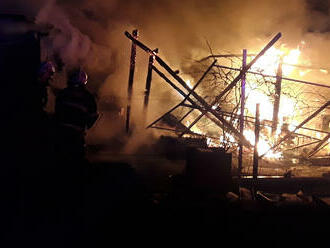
55,85 -> 98,132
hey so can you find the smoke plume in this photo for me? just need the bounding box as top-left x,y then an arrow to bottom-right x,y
1,0 -> 330,153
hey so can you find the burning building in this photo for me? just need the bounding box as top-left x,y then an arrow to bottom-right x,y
123,28 -> 330,181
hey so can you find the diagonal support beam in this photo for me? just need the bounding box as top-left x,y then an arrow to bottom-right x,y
308,133 -> 330,158
151,65 -> 251,147
260,101 -> 330,158
125,30 -> 254,147
146,60 -> 216,129
180,32 -> 282,136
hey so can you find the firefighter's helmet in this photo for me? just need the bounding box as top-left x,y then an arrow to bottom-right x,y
38,61 -> 56,82
68,69 -> 88,86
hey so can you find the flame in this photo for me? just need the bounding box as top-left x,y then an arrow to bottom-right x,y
244,83 -> 295,122
243,130 -> 282,159
251,45 -> 301,76
245,86 -> 273,120
182,44 -> 305,160
186,79 -> 193,89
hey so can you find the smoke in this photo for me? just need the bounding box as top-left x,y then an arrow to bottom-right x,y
1,0 -> 330,153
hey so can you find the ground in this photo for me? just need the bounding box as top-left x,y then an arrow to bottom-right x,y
3,143 -> 330,247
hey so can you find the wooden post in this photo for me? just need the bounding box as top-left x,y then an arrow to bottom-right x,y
213,33 -> 281,103
261,101 -> 330,158
151,66 -> 251,147
178,33 -> 282,137
272,58 -> 283,135
253,103 -> 260,197
144,49 -> 158,113
238,49 -> 247,181
126,29 -> 138,134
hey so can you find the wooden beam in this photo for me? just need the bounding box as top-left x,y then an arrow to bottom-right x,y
272,58 -> 283,135
151,65 -> 251,147
214,64 -> 330,89
260,101 -> 330,158
238,49 -> 247,180
253,103 -> 260,198
308,133 -> 330,158
124,31 -> 279,148
179,33 -> 282,139
143,49 -> 158,112
283,140 -> 321,152
213,33 -> 281,103
125,29 -> 138,134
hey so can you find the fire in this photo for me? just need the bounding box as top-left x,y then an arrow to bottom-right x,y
243,130 -> 282,159
251,45 -> 301,76
183,44 -> 303,160
245,86 -> 273,120
244,83 -> 295,122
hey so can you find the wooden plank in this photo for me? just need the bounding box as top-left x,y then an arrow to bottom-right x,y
308,133 -> 330,158
238,49 -> 247,180
178,33 -> 282,139
272,59 -> 283,135
253,103 -> 260,197
125,29 -> 138,134
260,101 -> 330,158
214,64 -> 330,89
143,49 -> 158,112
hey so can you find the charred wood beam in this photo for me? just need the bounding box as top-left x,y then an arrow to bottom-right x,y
283,140 -> 321,152
126,29 -> 138,134
178,109 -> 194,123
213,33 -> 281,103
253,104 -> 260,196
144,49 -> 158,112
164,60 -> 217,124
298,126 -> 330,135
146,101 -> 182,129
125,31 -> 156,55
180,103 -> 200,109
239,49 -> 247,181
151,65 -> 251,147
308,141 -> 329,158
151,66 -> 197,104
180,33 -> 281,138
184,60 -> 217,101
219,110 -> 323,141
214,65 -> 330,89
260,101 -> 330,158
272,59 -> 283,135
124,30 -> 279,148
152,60 -> 251,147
308,133 -> 330,158
180,103 -> 229,131
125,30 -> 251,147
147,66 -> 205,135
198,53 -> 257,62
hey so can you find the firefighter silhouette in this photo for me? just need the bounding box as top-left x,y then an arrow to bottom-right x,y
54,68 -> 99,160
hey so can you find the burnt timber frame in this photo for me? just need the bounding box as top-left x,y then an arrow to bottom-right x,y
125,30 -> 330,159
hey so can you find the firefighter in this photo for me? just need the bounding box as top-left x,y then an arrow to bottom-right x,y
36,61 -> 56,110
54,68 -> 98,160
